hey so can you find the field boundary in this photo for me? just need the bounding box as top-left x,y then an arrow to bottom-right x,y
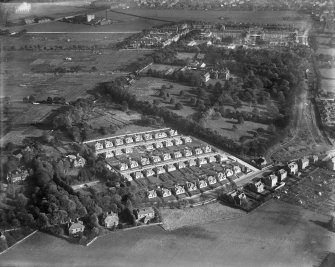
0,230 -> 38,256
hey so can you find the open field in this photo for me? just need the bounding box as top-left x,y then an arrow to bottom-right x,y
320,68 -> 335,80
1,200 -> 334,267
321,78 -> 335,95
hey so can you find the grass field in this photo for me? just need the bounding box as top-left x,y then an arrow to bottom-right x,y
1,200 -> 334,267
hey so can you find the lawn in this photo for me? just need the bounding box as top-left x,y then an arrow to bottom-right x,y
1,200 -> 334,267
320,68 -> 335,79
176,52 -> 196,60
321,78 -> 335,95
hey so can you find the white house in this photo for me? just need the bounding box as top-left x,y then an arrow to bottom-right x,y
186,181 -> 197,192
123,147 -> 133,154
136,208 -> 155,223
134,135 -> 143,142
129,160 -> 138,169
198,179 -> 208,189
225,168 -> 234,177
165,140 -> 173,147
141,157 -> 150,166
183,149 -> 193,157
147,189 -> 157,199
162,153 -> 172,161
119,163 -> 128,171
207,156 -> 216,163
103,212 -> 119,228
155,142 -> 163,149
201,72 -> 210,83
6,169 -> 29,184
194,148 -> 203,155
176,162 -> 186,169
298,158 -> 309,170
263,174 -> 278,188
207,175 -> 217,185
327,157 -> 335,171
125,136 -> 134,144
95,142 -> 103,151
233,165 -> 241,174
105,140 -> 114,148
287,162 -> 298,175
68,221 -> 85,237
173,151 -> 183,159
216,154 -> 228,163
114,149 -> 123,156
151,155 -> 161,163
146,144 -> 154,150
174,138 -> 183,146
182,136 -> 192,143
249,181 -> 264,193
162,188 -> 172,197
165,164 -> 176,172
106,150 -> 114,158
188,159 -> 196,167
169,129 -> 178,136
144,169 -> 155,177
154,132 -> 167,139
143,133 -> 153,141
155,166 -> 165,175
204,145 -> 212,153
216,172 -> 226,182
114,138 -> 124,146
132,171 -> 144,179
174,184 -> 186,195
197,158 -> 207,167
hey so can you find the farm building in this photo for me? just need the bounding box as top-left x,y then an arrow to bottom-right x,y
277,169 -> 287,182
298,158 -> 309,170
144,169 -> 155,177
186,181 -> 197,192
103,212 -> 119,228
147,190 -> 157,199
249,181 -> 264,193
135,208 -> 155,223
263,174 -> 278,188
174,184 -> 186,195
286,162 -> 298,175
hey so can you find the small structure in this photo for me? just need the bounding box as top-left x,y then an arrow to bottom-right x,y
161,187 -> 172,197
151,155 -> 161,163
95,142 -> 103,151
103,211 -> 119,229
298,158 -> 309,170
174,184 -> 186,195
154,132 -> 167,139
173,151 -> 182,159
68,220 -> 85,237
155,166 -> 165,175
229,191 -> 247,206
207,156 -> 216,163
263,174 -> 278,188
106,150 -> 114,158
183,149 -> 193,157
286,162 -> 298,175
104,140 -> 114,148
197,158 -> 207,167
161,153 -> 172,161
203,145 -> 212,153
216,172 -> 226,182
277,169 -> 287,182
114,138 -> 124,146
165,164 -> 176,172
6,169 -> 29,184
134,134 -> 143,142
169,129 -> 178,136
125,136 -> 134,144
310,155 -> 318,164
188,159 -> 196,167
233,165 -> 241,174
114,149 -> 122,156
225,168 -> 234,177
132,171 -> 143,179
146,144 -> 154,150
327,157 -> 335,171
143,133 -> 153,141
194,148 -> 203,155
201,72 -> 210,83
155,142 -> 163,149
198,179 -> 208,189
129,160 -> 138,169
123,147 -> 133,154
249,181 -> 264,193
207,175 -> 217,185
147,189 -> 157,199
174,138 -> 183,146
119,163 -> 128,171
175,162 -> 186,169
186,181 -> 197,192
182,136 -> 192,143
216,154 -> 228,163
164,140 -> 173,147
140,157 -> 150,166
144,169 -> 155,177
136,207 -> 155,223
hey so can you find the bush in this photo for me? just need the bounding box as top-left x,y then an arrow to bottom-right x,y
175,103 -> 183,110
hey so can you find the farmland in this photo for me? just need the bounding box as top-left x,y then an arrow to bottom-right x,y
1,200 -> 334,267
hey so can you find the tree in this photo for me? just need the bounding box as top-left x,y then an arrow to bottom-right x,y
237,115 -> 244,124
121,101 -> 128,112
175,103 -> 183,110
170,98 -> 175,104
232,124 -> 237,131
